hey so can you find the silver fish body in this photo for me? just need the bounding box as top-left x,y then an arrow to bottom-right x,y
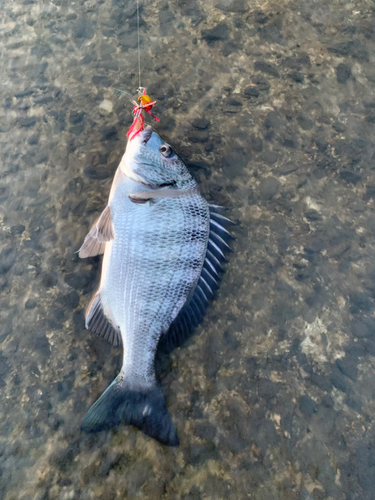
79,127 -> 233,445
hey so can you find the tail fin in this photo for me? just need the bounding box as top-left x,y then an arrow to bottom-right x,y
81,376 -> 179,446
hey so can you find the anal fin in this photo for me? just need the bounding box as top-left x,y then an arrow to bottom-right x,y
85,292 -> 122,347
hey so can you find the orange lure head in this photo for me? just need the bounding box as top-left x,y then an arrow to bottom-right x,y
138,93 -> 154,113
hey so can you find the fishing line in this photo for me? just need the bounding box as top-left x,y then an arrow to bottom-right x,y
136,0 -> 141,89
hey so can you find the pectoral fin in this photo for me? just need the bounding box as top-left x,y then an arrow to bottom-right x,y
128,187 -> 196,204
129,194 -> 152,205
78,206 -> 114,258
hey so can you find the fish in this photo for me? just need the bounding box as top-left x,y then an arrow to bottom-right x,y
78,125 -> 234,446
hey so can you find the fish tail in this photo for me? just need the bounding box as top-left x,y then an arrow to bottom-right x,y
81,376 -> 179,446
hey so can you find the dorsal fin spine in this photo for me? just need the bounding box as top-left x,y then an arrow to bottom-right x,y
210,219 -> 235,239
209,231 -> 233,252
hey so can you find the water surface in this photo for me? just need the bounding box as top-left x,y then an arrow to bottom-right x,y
1,0 -> 375,498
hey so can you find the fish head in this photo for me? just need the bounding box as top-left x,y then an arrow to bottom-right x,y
120,126 -> 195,189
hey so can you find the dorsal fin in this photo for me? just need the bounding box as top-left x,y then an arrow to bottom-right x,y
158,205 -> 234,354
85,292 -> 122,347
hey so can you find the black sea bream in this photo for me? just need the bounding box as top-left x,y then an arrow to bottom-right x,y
79,126 -> 233,445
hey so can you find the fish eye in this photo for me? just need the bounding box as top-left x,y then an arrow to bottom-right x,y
159,144 -> 174,158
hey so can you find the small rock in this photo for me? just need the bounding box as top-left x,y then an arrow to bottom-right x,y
187,130 -> 209,143
100,126 -> 118,141
159,5 -> 176,36
214,0 -> 248,12
69,112 -> 84,125
254,11 -> 268,24
304,237 -> 326,253
201,22 -> 229,43
18,117 -> 36,128
257,379 -> 281,398
228,98 -> 242,107
279,162 -> 298,175
262,150 -> 279,165
336,356 -> 358,381
331,365 -> 352,393
221,149 -> 249,178
31,45 -> 52,58
328,41 -> 369,62
69,123 -> 84,136
250,135 -> 262,152
339,171 -> 361,184
288,70 -> 304,83
100,43 -> 115,58
305,210 -> 321,221
42,272 -> 58,288
99,100 -> 113,113
336,63 -> 351,84
265,111 -> 283,129
81,54 -> 93,65
25,299 -> 37,309
254,61 -> 279,78
118,31 -> 138,49
259,24 -> 284,45
28,134 -> 39,145
364,185 -> 375,200
244,86 -> 259,98
35,152 -> 48,164
10,225 -> 25,235
64,271 -> 93,291
352,318 -> 375,338
299,395 -> 318,416
310,373 -> 331,392
15,88 -> 35,98
222,41 -> 241,57
72,19 -> 95,40
191,118 -> 210,130
92,75 -> 112,88
251,74 -> 270,92
260,177 -> 279,199
195,423 -> 217,440
84,167 -> 111,180
332,121 -> 346,133
349,292 -> 373,313
33,336 -> 51,358
101,60 -> 119,71
297,115 -> 313,130
283,54 -> 311,69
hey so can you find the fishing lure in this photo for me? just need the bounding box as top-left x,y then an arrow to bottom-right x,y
126,87 -> 160,140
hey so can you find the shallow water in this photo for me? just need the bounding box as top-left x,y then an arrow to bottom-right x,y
1,0 -> 375,498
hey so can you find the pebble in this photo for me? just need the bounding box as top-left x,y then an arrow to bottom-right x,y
299,395 -> 318,416
201,22 -> 229,43
191,118 -> 210,129
288,70 -> 304,83
262,150 -> 279,165
214,0 -> 248,12
254,61 -> 279,78
10,224 -> 25,235
336,63 -> 352,84
279,162 -> 298,175
99,100 -> 113,113
298,115 -> 314,130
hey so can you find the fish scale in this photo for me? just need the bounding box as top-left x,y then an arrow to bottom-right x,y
78,126 -> 232,445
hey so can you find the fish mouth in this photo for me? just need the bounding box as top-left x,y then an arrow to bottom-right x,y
140,126 -> 153,144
